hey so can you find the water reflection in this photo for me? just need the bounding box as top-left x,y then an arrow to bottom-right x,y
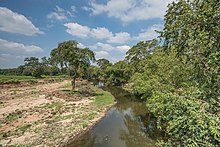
67,87 -> 161,147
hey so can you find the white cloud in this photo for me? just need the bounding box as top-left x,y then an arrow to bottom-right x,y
47,5 -> 77,21
47,12 -> 67,21
116,45 -> 130,52
64,23 -> 91,38
64,22 -> 114,39
47,6 -> 68,21
0,39 -> 43,54
87,0 -> 173,23
90,42 -> 130,53
95,51 -> 109,59
91,27 -> 113,39
90,42 -> 114,51
107,32 -> 131,44
0,7 -> 44,36
0,54 -> 25,68
64,22 -> 131,44
67,6 -> 76,17
78,42 -> 86,48
134,24 -> 163,41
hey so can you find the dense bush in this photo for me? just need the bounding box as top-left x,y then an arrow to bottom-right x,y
130,0 -> 220,145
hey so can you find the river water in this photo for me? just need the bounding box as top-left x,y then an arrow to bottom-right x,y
67,87 -> 161,147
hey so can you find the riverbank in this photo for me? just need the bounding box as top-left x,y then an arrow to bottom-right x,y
0,78 -> 115,146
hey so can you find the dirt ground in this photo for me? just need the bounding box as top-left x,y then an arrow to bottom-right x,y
0,80 -> 114,146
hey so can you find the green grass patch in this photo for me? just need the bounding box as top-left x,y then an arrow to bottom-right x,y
46,101 -> 64,111
16,124 -> 31,133
0,75 -> 35,80
0,75 -> 36,84
6,111 -> 23,122
94,89 -> 114,106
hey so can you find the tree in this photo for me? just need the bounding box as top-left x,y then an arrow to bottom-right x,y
105,61 -> 131,86
162,0 -> 220,99
129,0 -> 220,146
23,57 -> 43,78
96,58 -> 112,70
125,39 -> 159,73
50,40 -> 95,90
88,65 -> 102,84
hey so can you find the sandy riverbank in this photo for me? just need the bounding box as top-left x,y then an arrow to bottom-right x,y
0,79 -> 115,146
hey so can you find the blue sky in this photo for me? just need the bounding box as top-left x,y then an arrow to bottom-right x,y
0,0 -> 172,68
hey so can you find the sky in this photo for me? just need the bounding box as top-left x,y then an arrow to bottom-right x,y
0,0 -> 173,68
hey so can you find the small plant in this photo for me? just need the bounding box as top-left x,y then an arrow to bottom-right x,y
6,111 -> 23,122
16,124 -> 31,133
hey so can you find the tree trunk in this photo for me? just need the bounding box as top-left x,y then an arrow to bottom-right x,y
72,76 -> 76,90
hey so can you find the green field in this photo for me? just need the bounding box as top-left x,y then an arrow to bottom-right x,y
0,75 -> 69,85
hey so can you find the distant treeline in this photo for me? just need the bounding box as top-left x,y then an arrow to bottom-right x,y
0,57 -> 61,77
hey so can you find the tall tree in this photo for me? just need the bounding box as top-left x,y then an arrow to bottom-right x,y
23,57 -> 43,78
96,58 -> 112,70
125,39 -> 159,73
50,40 -> 95,90
162,0 -> 220,99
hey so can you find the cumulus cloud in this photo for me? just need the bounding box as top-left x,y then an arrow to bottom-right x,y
64,22 -> 131,44
0,39 -> 43,55
67,6 -> 76,17
0,39 -> 44,68
86,0 -> 173,23
107,32 -> 131,44
95,51 -> 109,59
78,42 -> 86,48
134,24 -> 163,41
116,45 -> 130,52
90,42 -> 130,53
91,27 -> 113,39
47,6 -> 68,21
47,5 -> 76,21
64,22 -> 114,39
0,7 -> 44,36
90,42 -> 114,51
64,23 -> 91,38
64,22 -> 163,44
0,54 -> 25,68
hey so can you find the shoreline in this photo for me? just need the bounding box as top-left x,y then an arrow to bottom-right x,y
62,103 -> 116,146
0,79 -> 116,146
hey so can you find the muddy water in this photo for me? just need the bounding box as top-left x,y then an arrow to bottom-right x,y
68,87 -> 162,147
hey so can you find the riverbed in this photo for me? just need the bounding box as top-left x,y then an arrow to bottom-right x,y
67,87 -> 161,147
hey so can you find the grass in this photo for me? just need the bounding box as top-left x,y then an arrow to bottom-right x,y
0,75 -> 36,84
46,101 -> 64,111
16,124 -> 32,133
93,87 -> 114,106
0,75 -> 69,85
0,75 -> 35,80
62,90 -> 80,95
6,111 -> 23,122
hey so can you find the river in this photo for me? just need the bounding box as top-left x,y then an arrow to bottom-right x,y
67,87 -> 162,147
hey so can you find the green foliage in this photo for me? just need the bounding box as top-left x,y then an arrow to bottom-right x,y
0,75 -> 36,84
130,0 -> 220,146
6,111 -> 23,122
94,89 -> 114,106
23,57 -> 43,78
50,40 -> 95,89
126,39 -> 159,73
105,61 -> 131,86
16,124 -> 32,133
162,0 -> 220,100
150,91 -> 220,146
96,58 -> 112,70
88,65 -> 103,84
